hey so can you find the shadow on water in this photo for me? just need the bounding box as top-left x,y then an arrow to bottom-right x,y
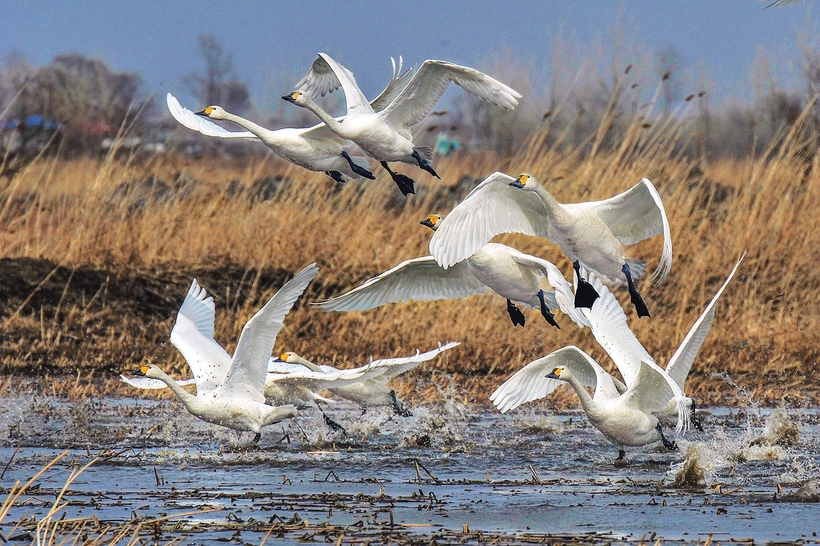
0,393 -> 818,544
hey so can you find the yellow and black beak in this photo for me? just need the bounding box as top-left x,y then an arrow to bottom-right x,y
420,217 -> 436,229
509,174 -> 528,189
281,92 -> 300,103
195,106 -> 214,117
133,365 -> 150,377
545,367 -> 562,380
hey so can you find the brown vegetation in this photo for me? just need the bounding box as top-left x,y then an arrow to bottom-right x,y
1,94 -> 819,410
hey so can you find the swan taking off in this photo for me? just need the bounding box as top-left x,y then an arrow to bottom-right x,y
428,172 -> 672,318
490,346 -> 679,461
274,342 -> 460,416
314,214 -> 585,328
167,57 -> 414,184
283,53 -> 522,196
124,264 -> 319,441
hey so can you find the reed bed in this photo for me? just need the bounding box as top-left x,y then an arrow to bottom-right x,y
1,99 -> 818,410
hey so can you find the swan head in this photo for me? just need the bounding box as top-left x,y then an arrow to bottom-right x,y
278,352 -> 298,363
420,214 -> 443,231
545,366 -> 569,380
133,364 -> 163,379
510,173 -> 539,191
281,91 -> 309,106
195,106 -> 228,120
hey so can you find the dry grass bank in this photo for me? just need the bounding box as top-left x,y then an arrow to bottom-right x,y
0,110 -> 818,409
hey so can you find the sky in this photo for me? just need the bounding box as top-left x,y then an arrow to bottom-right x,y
1,1 -> 818,115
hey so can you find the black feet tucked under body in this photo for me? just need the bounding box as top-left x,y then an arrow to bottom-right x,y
326,170 -> 345,184
573,261 -> 600,309
537,289 -> 560,329
506,299 -> 526,327
622,263 -> 650,318
412,150 -> 440,179
655,422 -> 678,451
340,151 -> 376,180
322,411 -> 347,435
391,390 -> 413,417
380,161 -> 416,196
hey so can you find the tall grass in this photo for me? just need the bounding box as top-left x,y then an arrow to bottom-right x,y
1,88 -> 818,409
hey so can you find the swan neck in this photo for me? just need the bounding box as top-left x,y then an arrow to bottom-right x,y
294,355 -> 322,373
300,98 -> 351,137
533,184 -> 568,221
155,368 -> 199,410
219,112 -> 276,141
563,373 -> 602,418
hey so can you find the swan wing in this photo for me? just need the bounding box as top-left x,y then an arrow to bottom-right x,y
222,263 -> 319,402
312,53 -> 375,118
166,93 -> 257,140
621,360 -> 678,415
579,271 -> 653,387
355,341 -> 461,380
429,172 -> 553,269
381,60 -> 522,130
585,178 -> 672,283
369,56 -> 415,112
267,367 -> 383,392
119,374 -> 196,390
313,257 -> 487,312
490,346 -> 601,413
666,253 -> 744,388
169,279 -> 232,394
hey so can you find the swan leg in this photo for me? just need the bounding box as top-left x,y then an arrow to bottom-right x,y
691,399 -> 704,431
253,432 -> 261,443
412,150 -> 440,179
537,290 -> 560,329
622,263 -> 651,318
655,422 -> 678,451
616,449 -> 627,461
322,411 -> 347,435
506,299 -> 526,327
326,170 -> 345,184
341,151 -> 376,180
391,390 -> 413,417
380,161 -> 416,196
573,261 -> 600,309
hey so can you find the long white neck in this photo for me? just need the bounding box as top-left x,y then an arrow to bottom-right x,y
562,372 -> 605,422
153,368 -> 202,413
288,354 -> 323,373
299,96 -> 356,139
218,111 -> 281,145
530,183 -> 571,224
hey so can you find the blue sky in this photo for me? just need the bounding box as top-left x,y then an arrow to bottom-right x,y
1,1 -> 817,113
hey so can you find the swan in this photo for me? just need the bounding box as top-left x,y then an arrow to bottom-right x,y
126,264 -> 319,441
167,57 -> 414,184
428,172 -> 672,318
314,213 -> 581,328
282,53 -> 522,196
490,346 -> 679,461
274,342 -> 460,415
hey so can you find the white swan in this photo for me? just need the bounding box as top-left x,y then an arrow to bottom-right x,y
275,342 -> 460,415
167,57 -> 414,184
428,172 -> 672,318
125,264 -> 319,440
283,53 -> 522,196
490,346 -> 679,460
313,214 -> 585,328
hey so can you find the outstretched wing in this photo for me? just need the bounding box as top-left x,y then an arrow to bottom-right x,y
313,257 -> 487,312
355,341 -> 461,381
369,56 -> 415,112
429,172 -> 553,269
166,93 -> 257,140
665,253 -> 744,389
120,374 -> 197,390
621,360 -> 678,415
490,346 -> 614,413
169,279 -> 232,394
381,60 -> 522,131
221,264 -> 319,402
584,178 -> 672,283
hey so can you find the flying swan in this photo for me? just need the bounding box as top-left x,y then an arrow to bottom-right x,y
282,53 -> 522,196
124,264 -> 319,441
167,57 -> 413,184
428,172 -> 672,317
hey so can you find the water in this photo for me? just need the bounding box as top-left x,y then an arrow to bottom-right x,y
0,396 -> 818,544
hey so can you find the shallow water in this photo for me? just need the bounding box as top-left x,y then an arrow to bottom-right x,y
0,396 -> 818,544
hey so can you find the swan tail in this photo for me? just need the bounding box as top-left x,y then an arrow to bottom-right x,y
412,146 -> 434,164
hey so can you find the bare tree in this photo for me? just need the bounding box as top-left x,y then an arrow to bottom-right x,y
183,35 -> 250,114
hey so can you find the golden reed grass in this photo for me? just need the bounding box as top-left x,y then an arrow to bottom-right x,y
1,100 -> 818,409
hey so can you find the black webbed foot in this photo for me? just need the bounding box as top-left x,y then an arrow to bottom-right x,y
537,290 -> 560,329
326,170 -> 345,184
655,422 -> 678,450
391,390 -> 413,417
622,263 -> 650,318
341,151 -> 375,180
506,299 -> 526,327
573,261 -> 600,309
616,449 -> 626,461
412,150 -> 440,179
380,161 -> 416,196
322,412 -> 347,435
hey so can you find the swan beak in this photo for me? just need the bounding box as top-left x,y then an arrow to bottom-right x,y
545,367 -> 562,379
281,92 -> 299,103
195,107 -> 214,117
420,218 -> 435,229
133,365 -> 149,377
509,175 -> 526,189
